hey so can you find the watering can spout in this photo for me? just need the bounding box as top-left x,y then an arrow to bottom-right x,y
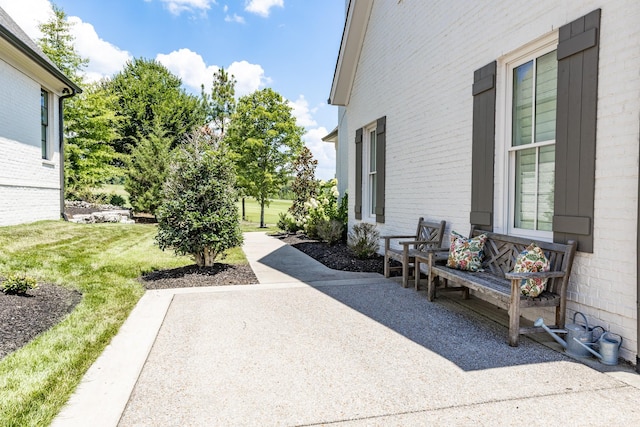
534,317 -> 567,349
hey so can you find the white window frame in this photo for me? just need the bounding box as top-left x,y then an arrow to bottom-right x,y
41,88 -> 51,160
362,122 -> 377,221
496,32 -> 558,241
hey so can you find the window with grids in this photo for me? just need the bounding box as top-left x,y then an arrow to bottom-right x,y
509,49 -> 557,235
41,89 -> 49,159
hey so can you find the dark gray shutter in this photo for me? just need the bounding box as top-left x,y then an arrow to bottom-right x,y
375,116 -> 386,223
470,61 -> 497,229
354,128 -> 363,220
553,9 -> 600,253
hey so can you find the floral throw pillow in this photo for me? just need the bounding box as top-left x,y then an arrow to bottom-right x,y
446,231 -> 487,272
514,243 -> 551,297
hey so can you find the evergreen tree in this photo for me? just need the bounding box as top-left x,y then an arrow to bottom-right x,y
37,4 -> 87,82
201,67 -> 236,140
125,121 -> 173,214
156,128 -> 243,267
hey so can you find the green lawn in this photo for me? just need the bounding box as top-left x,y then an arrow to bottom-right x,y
239,198 -> 292,232
0,221 -> 246,425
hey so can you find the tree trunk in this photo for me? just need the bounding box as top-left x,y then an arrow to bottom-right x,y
242,197 -> 246,221
194,247 -> 217,267
260,199 -> 266,228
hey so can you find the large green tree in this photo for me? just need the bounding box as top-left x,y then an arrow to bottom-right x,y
64,82 -> 120,199
227,88 -> 304,227
108,58 -> 204,156
38,4 -> 119,199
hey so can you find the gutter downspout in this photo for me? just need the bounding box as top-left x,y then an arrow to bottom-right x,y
637,127 -> 640,373
59,88 -> 77,220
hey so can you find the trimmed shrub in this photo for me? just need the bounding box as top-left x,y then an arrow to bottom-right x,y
156,129 -> 243,267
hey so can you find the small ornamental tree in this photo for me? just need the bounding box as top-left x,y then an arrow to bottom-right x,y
289,146 -> 317,223
156,129 -> 242,267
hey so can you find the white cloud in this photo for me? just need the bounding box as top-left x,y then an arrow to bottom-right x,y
225,14 -> 246,24
289,95 -> 317,128
157,48 -> 219,91
0,0 -> 54,40
67,17 -> 132,82
156,51 -> 269,98
244,0 -> 283,18
303,127 -> 336,181
157,0 -> 215,15
228,60 -> 271,97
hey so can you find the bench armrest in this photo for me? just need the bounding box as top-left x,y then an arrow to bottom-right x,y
504,271 -> 567,280
382,235 -> 416,249
382,234 -> 415,241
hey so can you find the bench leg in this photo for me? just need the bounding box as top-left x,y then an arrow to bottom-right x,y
401,252 -> 409,288
414,258 -> 421,291
384,253 -> 390,278
508,280 -> 521,346
427,258 -> 436,302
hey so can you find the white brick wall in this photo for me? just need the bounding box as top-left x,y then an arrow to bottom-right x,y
343,1 -> 640,362
0,58 -> 62,226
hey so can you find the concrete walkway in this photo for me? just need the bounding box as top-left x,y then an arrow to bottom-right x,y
53,232 -> 640,426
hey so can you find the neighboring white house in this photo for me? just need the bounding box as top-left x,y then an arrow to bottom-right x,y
0,6 -> 81,226
329,0 -> 640,368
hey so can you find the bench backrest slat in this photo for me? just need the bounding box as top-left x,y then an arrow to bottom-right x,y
471,229 -> 577,295
414,218 -> 446,250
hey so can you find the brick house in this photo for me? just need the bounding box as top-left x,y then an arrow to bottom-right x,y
329,0 -> 640,367
0,6 -> 81,226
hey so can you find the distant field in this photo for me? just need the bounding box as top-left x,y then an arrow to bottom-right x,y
239,198 -> 291,231
92,185 -> 290,231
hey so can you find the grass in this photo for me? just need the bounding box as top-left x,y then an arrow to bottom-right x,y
239,198 -> 292,232
0,221 -> 247,426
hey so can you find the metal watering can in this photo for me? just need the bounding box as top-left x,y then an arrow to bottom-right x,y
534,312 -> 603,358
573,332 -> 623,365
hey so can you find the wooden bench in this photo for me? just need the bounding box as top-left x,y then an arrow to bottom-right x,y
383,218 -> 446,288
415,230 -> 577,346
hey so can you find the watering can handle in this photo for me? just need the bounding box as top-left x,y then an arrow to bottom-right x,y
573,311 -> 589,330
591,325 -> 605,341
604,333 -> 624,349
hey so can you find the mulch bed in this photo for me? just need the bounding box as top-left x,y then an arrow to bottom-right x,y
0,283 -> 82,359
275,232 -> 392,274
141,264 -> 258,290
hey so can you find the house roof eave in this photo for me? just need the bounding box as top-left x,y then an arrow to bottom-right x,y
328,0 -> 373,107
0,8 -> 82,94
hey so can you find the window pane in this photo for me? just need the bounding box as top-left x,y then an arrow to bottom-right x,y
370,173 -> 377,215
514,148 -> 536,229
369,130 -> 376,172
535,50 -> 557,142
512,60 -> 533,146
537,145 -> 555,231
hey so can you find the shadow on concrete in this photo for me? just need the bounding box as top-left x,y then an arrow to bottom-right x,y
258,244 -> 573,372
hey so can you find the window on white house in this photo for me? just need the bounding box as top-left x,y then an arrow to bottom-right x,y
362,124 -> 377,219
508,48 -> 557,238
41,89 -> 49,159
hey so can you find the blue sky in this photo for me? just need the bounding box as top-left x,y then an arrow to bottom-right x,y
0,0 -> 345,179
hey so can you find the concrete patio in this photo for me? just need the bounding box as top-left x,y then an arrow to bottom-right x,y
53,232 -> 640,426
